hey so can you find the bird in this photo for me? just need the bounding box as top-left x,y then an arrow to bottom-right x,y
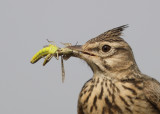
66,25 -> 160,114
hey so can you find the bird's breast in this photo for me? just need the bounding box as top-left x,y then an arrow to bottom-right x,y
78,76 -> 159,114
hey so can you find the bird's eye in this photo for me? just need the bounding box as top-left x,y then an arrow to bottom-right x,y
102,45 -> 111,52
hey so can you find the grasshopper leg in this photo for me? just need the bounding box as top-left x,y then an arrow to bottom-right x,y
43,54 -> 54,66
61,55 -> 65,83
55,52 -> 59,60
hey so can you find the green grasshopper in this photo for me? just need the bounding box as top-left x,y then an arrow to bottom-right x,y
30,44 -> 59,65
30,41 -> 73,82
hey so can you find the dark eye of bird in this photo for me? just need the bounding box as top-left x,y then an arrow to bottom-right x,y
102,45 -> 111,52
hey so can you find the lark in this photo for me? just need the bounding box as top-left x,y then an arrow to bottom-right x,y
67,25 -> 160,114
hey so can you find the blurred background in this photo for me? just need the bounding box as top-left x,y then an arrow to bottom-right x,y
0,0 -> 160,113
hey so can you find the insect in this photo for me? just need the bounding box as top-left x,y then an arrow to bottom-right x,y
30,41 -> 73,82
30,44 -> 59,65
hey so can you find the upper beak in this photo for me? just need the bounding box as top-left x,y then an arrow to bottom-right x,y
66,45 -> 83,58
67,45 -> 82,51
66,45 -> 96,59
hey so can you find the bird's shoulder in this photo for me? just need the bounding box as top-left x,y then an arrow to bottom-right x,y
141,74 -> 160,110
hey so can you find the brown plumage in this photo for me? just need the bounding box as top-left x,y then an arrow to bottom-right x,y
67,25 -> 160,114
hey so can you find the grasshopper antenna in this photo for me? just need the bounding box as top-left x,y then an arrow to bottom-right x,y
60,42 -> 72,47
46,39 -> 56,44
46,39 -> 53,43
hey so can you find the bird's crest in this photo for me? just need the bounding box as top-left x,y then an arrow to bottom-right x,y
86,25 -> 128,44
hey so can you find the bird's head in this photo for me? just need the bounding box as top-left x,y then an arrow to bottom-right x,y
67,25 -> 140,79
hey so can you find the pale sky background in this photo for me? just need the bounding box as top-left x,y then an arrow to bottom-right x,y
0,0 -> 160,114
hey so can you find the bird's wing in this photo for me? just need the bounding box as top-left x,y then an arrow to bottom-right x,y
143,77 -> 160,110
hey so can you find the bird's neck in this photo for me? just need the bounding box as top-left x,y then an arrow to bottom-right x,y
93,63 -> 141,81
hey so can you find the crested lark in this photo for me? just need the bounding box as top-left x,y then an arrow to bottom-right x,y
67,25 -> 160,114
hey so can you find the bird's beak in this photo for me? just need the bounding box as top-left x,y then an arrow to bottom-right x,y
67,45 -> 83,52
66,45 -> 96,60
66,45 -> 83,58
